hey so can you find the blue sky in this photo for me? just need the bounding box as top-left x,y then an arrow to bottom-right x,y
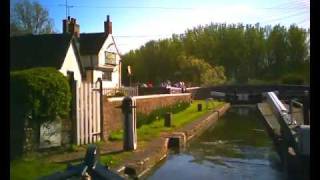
11,0 -> 310,54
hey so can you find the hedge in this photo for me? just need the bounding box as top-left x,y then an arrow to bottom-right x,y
10,67 -> 72,158
10,67 -> 71,124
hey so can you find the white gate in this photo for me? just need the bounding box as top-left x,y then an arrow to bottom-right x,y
75,81 -> 102,145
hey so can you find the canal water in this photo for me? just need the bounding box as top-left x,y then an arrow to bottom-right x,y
146,106 -> 284,180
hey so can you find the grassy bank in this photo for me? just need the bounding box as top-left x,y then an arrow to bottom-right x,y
102,100 -> 225,168
10,100 -> 225,179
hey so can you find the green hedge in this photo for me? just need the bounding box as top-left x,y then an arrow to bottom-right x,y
10,67 -> 71,124
10,68 -> 71,159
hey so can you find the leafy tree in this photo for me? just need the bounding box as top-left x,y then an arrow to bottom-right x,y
122,22 -> 309,86
266,25 -> 288,78
287,25 -> 308,72
10,0 -> 55,36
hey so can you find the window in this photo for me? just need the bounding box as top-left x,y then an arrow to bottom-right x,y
104,51 -> 116,65
102,71 -> 112,81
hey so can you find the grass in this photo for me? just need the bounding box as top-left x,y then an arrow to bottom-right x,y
101,100 -> 224,167
108,100 -> 225,142
10,155 -> 66,180
10,100 -> 225,179
138,100 -> 224,141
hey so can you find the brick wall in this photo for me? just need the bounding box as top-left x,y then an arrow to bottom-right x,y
102,94 -> 191,141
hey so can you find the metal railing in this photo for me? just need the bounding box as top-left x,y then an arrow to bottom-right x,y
103,86 -> 138,97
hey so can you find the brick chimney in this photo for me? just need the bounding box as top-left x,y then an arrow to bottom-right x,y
62,16 -> 80,37
104,15 -> 112,35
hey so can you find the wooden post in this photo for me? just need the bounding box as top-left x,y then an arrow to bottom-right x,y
98,78 -> 104,141
197,103 -> 202,112
164,112 -> 172,127
122,96 -> 137,151
303,91 -> 309,125
67,71 -> 77,145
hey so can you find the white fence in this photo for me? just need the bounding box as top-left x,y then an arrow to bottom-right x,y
75,81 -> 101,145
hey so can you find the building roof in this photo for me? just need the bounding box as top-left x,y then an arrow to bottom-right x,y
79,32 -> 107,54
11,33 -> 74,70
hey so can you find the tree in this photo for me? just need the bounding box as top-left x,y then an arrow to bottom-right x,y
287,25 -> 308,72
122,22 -> 309,85
10,0 -> 55,36
266,25 -> 288,78
177,56 -> 226,86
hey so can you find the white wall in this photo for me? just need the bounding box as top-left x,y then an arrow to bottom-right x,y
59,44 -> 82,86
97,35 -> 121,88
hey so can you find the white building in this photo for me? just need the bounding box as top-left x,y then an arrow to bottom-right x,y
10,33 -> 84,86
63,16 -> 122,88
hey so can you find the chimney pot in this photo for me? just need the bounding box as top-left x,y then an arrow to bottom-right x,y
104,15 -> 112,35
63,17 -> 80,37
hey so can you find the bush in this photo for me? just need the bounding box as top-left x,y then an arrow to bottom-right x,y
114,91 -> 125,97
108,130 -> 123,141
281,74 -> 305,85
10,67 -> 71,124
10,68 -> 71,157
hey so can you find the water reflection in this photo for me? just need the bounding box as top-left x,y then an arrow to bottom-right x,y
146,106 -> 284,180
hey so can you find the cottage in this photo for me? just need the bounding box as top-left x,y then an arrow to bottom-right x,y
10,33 -> 84,85
63,15 -> 122,88
10,15 -> 122,147
11,15 -> 122,89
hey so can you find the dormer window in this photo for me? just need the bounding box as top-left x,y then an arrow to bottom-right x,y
104,51 -> 116,65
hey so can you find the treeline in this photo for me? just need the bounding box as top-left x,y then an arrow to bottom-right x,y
122,23 -> 310,86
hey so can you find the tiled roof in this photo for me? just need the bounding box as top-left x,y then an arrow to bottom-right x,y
10,33 -> 73,70
79,32 -> 107,54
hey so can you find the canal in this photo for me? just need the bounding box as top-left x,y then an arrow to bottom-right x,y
145,106 -> 284,180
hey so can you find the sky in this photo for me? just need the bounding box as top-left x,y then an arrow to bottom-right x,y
10,0 -> 310,54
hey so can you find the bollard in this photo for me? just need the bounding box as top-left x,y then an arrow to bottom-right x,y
303,91 -> 309,125
121,96 -> 137,151
164,112 -> 172,127
197,103 -> 202,112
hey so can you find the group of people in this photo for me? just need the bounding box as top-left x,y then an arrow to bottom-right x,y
160,80 -> 187,93
138,80 -> 187,92
138,81 -> 154,88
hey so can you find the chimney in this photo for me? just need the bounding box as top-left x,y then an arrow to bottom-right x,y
62,17 -> 80,38
63,19 -> 69,33
104,15 -> 112,35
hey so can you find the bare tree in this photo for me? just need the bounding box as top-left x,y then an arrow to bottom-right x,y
10,0 -> 55,36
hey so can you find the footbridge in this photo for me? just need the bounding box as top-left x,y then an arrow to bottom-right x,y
187,84 -> 309,104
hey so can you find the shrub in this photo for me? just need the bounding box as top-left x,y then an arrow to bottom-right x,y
10,67 -> 71,123
10,67 -> 71,157
281,74 -> 305,85
108,130 -> 123,141
114,91 -> 125,97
